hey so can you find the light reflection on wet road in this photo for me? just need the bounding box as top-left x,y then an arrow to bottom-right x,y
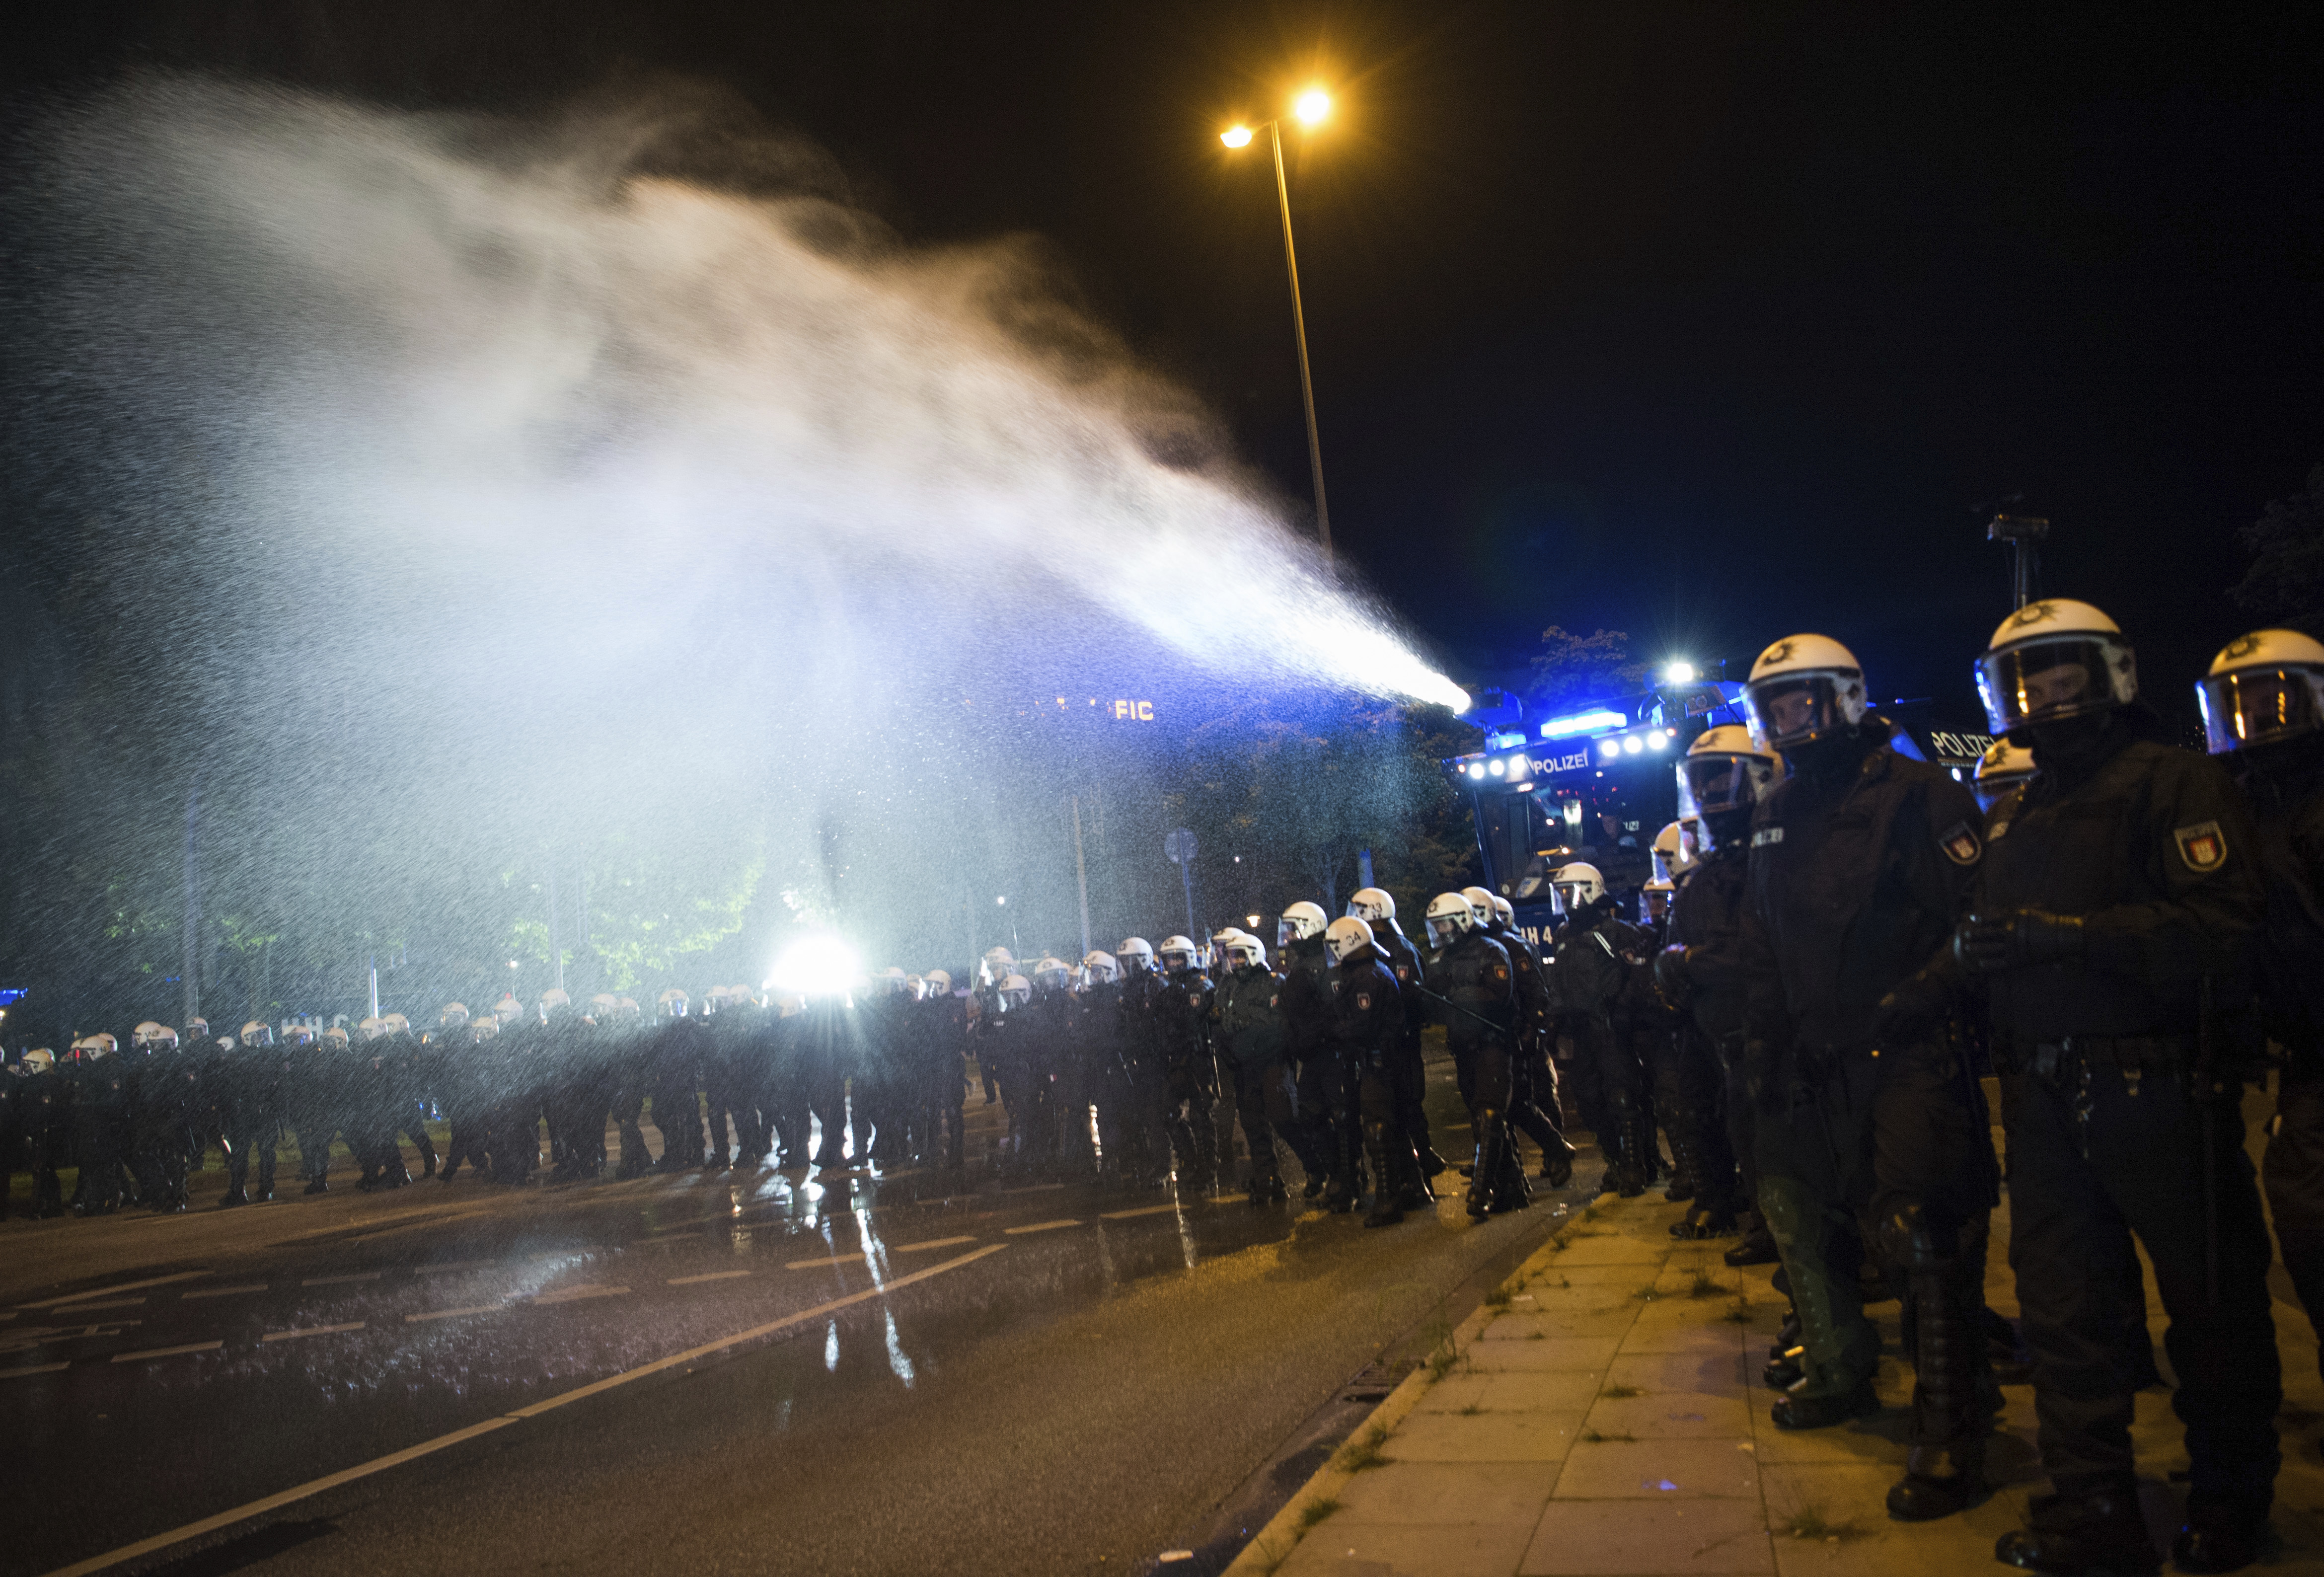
5,1070 -> 1587,1577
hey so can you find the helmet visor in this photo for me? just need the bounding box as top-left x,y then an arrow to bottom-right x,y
1680,754 -> 1766,818
1976,638 -> 2119,733
2199,668 -> 2324,753
1741,675 -> 1851,750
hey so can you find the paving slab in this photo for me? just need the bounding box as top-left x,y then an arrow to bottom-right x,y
1333,1459 -> 1559,1526
1275,1519 -> 1536,1577
1520,1498 -> 1776,1575
1388,1409 -> 1578,1463
1582,1389 -> 1756,1439
1468,1334 -> 1626,1372
1415,1370 -> 1608,1417
1551,1437 -> 1763,1500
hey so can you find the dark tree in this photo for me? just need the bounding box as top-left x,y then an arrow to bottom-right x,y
2232,464 -> 2324,634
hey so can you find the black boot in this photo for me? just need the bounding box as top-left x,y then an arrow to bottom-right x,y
1539,1134 -> 1577,1188
1724,1217 -> 1779,1266
2172,1497 -> 2267,1574
1361,1123 -> 1404,1228
1466,1111 -> 1503,1220
1662,1123 -> 1698,1202
1606,1104 -> 1648,1198
1995,1488 -> 2158,1576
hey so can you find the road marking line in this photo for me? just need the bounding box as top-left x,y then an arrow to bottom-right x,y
0,1362 -> 71,1380
414,1260 -> 497,1276
350,1208 -> 489,1243
42,1244 -> 1006,1577
19,1272 -> 210,1309
301,1273 -> 382,1286
1099,1204 -> 1179,1220
667,1271 -> 754,1285
54,1297 -> 146,1312
531,1285 -> 628,1305
262,1322 -> 366,1343
404,1304 -> 501,1324
111,1341 -> 224,1363
786,1253 -> 866,1270
1003,1219 -> 1082,1235
181,1285 -> 270,1300
889,1235 -> 978,1252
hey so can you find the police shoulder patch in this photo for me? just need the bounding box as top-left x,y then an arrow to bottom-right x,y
1355,993 -> 1371,1011
2174,820 -> 2228,873
1494,965 -> 1509,980
1938,820 -> 1982,866
1988,819 -> 2009,841
1751,826 -> 1784,847
1395,967 -> 1410,981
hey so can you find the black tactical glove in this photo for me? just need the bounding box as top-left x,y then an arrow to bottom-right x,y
1953,908 -> 2085,974
1871,972 -> 1949,1046
1651,944 -> 1694,1010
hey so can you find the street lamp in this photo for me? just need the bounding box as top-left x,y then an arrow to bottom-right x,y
1221,86 -> 1335,556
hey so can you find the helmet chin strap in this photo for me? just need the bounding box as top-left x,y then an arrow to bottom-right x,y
2028,708 -> 2115,771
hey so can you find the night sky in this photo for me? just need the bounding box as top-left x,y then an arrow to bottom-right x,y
10,2 -> 2324,725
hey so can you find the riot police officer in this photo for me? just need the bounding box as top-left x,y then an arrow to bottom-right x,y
648,989 -> 705,1172
1214,931 -> 1291,1203
1324,915 -> 1411,1224
1350,890 -> 1444,1185
15,1049 -> 67,1217
1275,902 -> 1339,1200
221,1021 -> 287,1205
1544,866 -> 1651,1196
1656,727 -> 1779,1254
2205,630 -> 2324,1449
1484,891 -> 1577,1185
1736,633 -> 1997,1522
1884,601 -> 2278,1571
1424,891 -> 1527,1217
70,1033 -> 129,1214
1155,936 -> 1219,1193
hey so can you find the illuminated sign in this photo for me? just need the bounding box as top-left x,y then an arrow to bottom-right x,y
1926,730 -> 1995,762
1539,709 -> 1628,739
1113,700 -> 1155,721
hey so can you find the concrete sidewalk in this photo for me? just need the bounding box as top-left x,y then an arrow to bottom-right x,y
1227,1188 -> 2324,1577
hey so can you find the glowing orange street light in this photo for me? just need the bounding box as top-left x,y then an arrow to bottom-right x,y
1219,87 -> 1335,556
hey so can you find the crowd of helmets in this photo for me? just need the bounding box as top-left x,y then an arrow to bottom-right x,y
0,877 -> 1620,1230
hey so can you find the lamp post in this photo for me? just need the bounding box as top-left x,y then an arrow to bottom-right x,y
1223,87 -> 1335,556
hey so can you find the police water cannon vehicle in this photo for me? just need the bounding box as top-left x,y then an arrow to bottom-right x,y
1446,661 -> 1994,959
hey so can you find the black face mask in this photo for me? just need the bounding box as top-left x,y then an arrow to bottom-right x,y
2027,710 -> 2113,769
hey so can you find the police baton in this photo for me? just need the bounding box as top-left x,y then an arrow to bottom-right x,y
1407,982 -> 1512,1034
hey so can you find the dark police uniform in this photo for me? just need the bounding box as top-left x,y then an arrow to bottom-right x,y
1326,940 -> 1408,1221
1740,726 -> 1996,1460
1155,963 -> 1219,1192
1427,921 -> 1525,1217
1486,916 -> 1575,1184
1657,832 -> 1751,1238
1549,897 -> 1649,1194
1213,956 -> 1291,1201
1964,716 -> 2280,1562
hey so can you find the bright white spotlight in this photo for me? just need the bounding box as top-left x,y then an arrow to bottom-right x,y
769,935 -> 863,999
1623,735 -> 1644,754
1665,661 -> 1697,684
1221,125 -> 1254,149
1599,742 -> 1620,761
1488,758 -> 1505,777
1466,762 -> 1486,779
1294,88 -> 1331,126
1648,730 -> 1668,750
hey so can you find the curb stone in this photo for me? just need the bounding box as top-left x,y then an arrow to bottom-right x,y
1221,1191 -> 1649,1577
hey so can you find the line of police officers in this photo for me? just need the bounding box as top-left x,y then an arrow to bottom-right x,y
1627,601 -> 2324,1577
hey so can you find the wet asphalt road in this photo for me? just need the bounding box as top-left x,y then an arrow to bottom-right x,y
4,1063 -> 1589,1577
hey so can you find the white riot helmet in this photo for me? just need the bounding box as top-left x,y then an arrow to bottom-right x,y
75,1032 -> 118,1060
132,1021 -> 171,1049
322,1025 -> 350,1048
1223,931 -> 1268,970
537,987 -> 572,1021
468,1014 -> 500,1042
903,973 -> 927,1001
1649,822 -> 1694,887
656,988 -> 689,1019
1323,914 -> 1376,964
1549,862 -> 1606,916
440,1002 -> 471,1030
1743,634 -> 1869,751
282,1022 -> 315,1046
874,967 -> 908,996
587,994 -> 621,1023
1158,935 -> 1199,973
1347,888 -> 1395,926
492,993 -> 525,1025
1117,937 -> 1155,974
2200,628 -> 2324,755
355,1016 -> 385,1043
1081,951 -> 1118,984
981,946 -> 1015,985
21,1048 -> 55,1074
1276,902 -> 1328,948
1679,724 -> 1784,822
379,1012 -> 412,1037
1490,894 -> 1514,927
1460,886 -> 1498,928
1424,892 -> 1475,949
1976,599 -> 2137,735
1973,738 -> 2038,811
1000,973 -> 1032,1007
1032,957 -> 1071,991
924,969 -> 954,995
240,1020 -> 274,1047
183,1017 -> 210,1039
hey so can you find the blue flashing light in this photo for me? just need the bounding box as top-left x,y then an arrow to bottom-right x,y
0,988 -> 24,1007
1486,730 -> 1527,751
1540,709 -> 1628,740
